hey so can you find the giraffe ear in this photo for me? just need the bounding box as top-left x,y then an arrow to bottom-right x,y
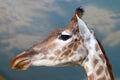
76,14 -> 91,38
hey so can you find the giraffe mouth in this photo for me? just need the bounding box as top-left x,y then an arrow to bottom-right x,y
11,57 -> 31,70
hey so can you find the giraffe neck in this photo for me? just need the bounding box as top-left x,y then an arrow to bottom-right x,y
82,34 -> 114,80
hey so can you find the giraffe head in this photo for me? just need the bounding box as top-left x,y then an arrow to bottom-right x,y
11,8 -> 92,70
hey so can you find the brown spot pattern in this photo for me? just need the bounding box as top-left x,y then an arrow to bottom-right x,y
48,43 -> 56,49
85,58 -> 89,63
54,50 -> 61,56
97,76 -> 106,80
95,44 -> 99,51
93,58 -> 98,67
77,41 -> 81,45
61,49 -> 72,57
96,66 -> 104,75
68,43 -> 74,48
99,54 -> 105,63
88,74 -> 94,80
62,46 -> 67,51
73,43 -> 78,51
68,51 -> 74,57
94,34 -> 114,80
49,56 -> 54,60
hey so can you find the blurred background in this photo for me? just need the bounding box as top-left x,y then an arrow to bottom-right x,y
0,0 -> 120,80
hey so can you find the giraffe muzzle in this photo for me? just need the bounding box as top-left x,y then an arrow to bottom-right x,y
11,56 -> 32,70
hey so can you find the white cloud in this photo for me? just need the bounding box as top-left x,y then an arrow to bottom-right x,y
83,6 -> 117,35
0,0 -> 65,34
104,31 -> 120,47
1,34 -> 41,50
0,0 -> 65,23
65,0 -> 81,2
82,5 -> 120,47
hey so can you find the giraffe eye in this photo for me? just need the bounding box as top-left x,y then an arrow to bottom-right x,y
59,34 -> 72,41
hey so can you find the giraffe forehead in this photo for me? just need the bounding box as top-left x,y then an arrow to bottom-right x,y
46,29 -> 63,40
34,29 -> 63,47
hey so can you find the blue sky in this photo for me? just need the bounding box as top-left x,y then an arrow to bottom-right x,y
0,0 -> 120,80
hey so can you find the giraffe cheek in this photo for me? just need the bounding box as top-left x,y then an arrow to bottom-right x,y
60,49 -> 72,58
78,48 -> 88,58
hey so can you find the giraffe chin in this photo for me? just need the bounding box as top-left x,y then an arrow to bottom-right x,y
11,57 -> 31,70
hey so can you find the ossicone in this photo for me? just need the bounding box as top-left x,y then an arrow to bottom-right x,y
72,7 -> 84,21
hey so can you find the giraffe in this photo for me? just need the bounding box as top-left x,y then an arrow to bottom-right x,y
11,7 -> 114,80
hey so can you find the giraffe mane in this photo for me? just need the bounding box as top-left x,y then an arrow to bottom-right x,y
94,34 -> 114,80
